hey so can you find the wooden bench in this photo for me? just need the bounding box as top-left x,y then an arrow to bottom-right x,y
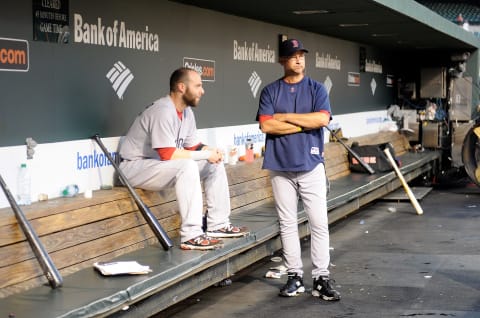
0,131 -> 440,318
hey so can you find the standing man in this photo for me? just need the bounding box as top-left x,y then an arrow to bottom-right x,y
256,39 -> 340,300
119,67 -> 248,251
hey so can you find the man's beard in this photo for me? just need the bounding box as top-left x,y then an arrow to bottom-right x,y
183,89 -> 199,107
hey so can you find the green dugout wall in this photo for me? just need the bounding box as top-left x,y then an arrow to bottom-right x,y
1,0 -> 477,147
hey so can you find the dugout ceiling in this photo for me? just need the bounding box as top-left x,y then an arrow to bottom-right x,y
171,0 -> 480,51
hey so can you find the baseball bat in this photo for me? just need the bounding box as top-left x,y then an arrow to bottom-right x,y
91,134 -> 174,250
383,148 -> 424,215
0,174 -> 63,288
326,126 -> 375,174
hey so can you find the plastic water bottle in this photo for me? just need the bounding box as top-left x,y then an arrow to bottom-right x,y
17,163 -> 31,205
62,184 -> 79,197
245,139 -> 254,163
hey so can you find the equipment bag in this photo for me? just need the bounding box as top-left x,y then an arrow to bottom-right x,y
348,142 -> 396,173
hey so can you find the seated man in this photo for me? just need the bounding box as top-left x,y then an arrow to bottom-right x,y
119,67 -> 248,250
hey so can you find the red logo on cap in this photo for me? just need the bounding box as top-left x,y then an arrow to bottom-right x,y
291,40 -> 299,48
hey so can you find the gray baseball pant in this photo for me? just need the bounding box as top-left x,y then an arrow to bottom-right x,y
270,163 -> 330,279
119,159 -> 231,242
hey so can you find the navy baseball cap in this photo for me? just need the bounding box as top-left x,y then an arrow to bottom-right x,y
279,39 -> 309,57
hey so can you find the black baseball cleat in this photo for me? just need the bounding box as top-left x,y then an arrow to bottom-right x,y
312,276 -> 341,301
279,273 -> 305,297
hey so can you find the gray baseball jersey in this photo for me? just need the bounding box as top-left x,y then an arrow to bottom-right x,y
118,95 -> 233,242
120,95 -> 199,160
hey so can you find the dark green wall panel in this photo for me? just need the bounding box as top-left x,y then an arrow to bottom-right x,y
0,0 -> 397,146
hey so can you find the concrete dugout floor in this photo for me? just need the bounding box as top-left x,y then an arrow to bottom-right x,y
156,185 -> 480,318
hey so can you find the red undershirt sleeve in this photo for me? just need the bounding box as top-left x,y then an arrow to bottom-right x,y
258,114 -> 273,123
156,147 -> 176,161
157,142 -> 204,161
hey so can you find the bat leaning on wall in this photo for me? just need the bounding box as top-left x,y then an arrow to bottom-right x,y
91,134 -> 174,250
0,174 -> 63,288
384,148 -> 424,215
